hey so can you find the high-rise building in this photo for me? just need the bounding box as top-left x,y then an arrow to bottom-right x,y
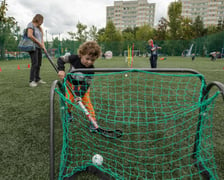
181,0 -> 224,27
106,0 -> 155,31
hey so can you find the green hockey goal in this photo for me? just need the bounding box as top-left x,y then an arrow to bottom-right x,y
50,68 -> 224,180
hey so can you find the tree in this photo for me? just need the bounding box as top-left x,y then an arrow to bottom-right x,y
96,27 -> 105,42
180,17 -> 193,40
207,25 -> 217,35
122,27 -> 135,41
222,19 -> 224,31
135,24 -> 154,54
95,27 -> 106,53
88,25 -> 98,41
192,16 -> 206,38
135,24 -> 154,41
103,20 -> 121,42
100,21 -> 122,55
217,18 -> 222,32
0,0 -> 19,59
67,31 -> 76,41
167,1 -> 182,40
75,22 -> 88,42
154,17 -> 168,40
68,22 -> 88,43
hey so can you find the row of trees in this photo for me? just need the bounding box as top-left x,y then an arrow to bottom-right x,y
1,0 -> 224,59
0,0 -> 20,59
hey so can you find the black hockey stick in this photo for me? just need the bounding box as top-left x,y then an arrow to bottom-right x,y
45,52 -> 123,139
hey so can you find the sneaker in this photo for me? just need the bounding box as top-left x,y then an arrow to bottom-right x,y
89,124 -> 98,133
29,81 -> 38,87
67,113 -> 73,122
38,80 -> 46,84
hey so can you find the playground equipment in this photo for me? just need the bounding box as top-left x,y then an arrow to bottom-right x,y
124,44 -> 140,68
182,44 -> 194,57
50,68 -> 224,180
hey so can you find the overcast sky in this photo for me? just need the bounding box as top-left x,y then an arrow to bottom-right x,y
5,0 -> 175,40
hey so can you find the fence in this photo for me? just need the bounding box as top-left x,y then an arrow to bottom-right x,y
1,31 -> 224,60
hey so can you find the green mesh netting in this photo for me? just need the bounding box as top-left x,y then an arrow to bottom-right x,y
55,69 -> 219,180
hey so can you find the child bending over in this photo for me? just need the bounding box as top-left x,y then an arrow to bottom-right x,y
57,41 -> 101,129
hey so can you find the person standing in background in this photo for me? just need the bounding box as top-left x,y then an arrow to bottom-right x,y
27,14 -> 47,87
147,39 -> 161,68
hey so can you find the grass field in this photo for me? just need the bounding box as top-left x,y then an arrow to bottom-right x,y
0,56 -> 224,180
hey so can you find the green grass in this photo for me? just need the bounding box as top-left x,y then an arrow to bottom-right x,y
0,56 -> 223,179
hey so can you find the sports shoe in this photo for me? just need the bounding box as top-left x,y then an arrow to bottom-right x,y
38,80 -> 47,84
29,81 -> 38,87
89,124 -> 98,133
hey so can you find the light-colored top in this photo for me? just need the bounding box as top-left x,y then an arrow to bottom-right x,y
27,22 -> 42,48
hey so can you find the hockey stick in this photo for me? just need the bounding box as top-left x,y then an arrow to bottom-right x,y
45,52 -> 123,139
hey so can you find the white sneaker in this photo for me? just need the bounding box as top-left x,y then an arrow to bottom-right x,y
38,80 -> 46,84
29,81 -> 38,87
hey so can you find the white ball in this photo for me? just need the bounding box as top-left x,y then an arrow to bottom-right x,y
125,74 -> 128,77
92,154 -> 103,166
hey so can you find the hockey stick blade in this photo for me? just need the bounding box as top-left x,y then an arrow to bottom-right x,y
96,128 -> 123,139
79,101 -> 123,139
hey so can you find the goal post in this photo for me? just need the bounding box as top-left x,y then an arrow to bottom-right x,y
50,68 -> 224,180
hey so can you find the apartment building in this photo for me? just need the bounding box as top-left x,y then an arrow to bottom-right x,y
181,0 -> 224,27
106,0 -> 155,31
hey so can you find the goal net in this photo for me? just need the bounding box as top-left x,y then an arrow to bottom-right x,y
51,69 -> 223,180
